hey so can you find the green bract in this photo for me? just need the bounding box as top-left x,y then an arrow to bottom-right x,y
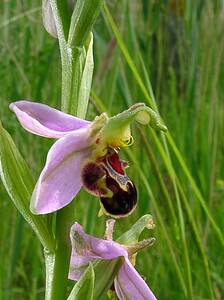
0,122 -> 54,250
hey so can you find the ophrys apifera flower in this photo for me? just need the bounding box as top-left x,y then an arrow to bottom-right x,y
10,101 -> 167,217
69,220 -> 157,299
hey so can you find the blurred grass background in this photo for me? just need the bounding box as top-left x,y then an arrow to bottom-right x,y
0,0 -> 224,299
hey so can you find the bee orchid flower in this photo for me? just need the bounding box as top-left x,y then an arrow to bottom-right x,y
10,101 -> 166,216
69,222 -> 157,300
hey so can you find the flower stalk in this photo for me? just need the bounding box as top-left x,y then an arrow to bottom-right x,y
41,0 -> 104,298
45,201 -> 76,299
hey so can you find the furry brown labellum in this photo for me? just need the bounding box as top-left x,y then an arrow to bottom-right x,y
81,150 -> 137,217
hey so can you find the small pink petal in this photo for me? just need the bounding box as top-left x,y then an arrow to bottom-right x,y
70,223 -> 128,259
69,254 -> 94,281
69,223 -> 157,300
69,223 -> 128,280
30,129 -> 92,214
115,258 -> 157,300
10,101 -> 91,138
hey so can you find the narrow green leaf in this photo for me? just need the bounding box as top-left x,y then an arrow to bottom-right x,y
68,0 -> 104,48
92,257 -> 123,300
68,263 -> 94,300
166,131 -> 224,247
76,33 -> 94,119
60,0 -> 103,117
0,123 -> 54,251
68,33 -> 94,118
126,147 -> 188,297
68,258 -> 123,300
103,3 -> 154,110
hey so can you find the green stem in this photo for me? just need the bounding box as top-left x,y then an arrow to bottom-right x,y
43,1 -> 104,298
45,201 -> 76,299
